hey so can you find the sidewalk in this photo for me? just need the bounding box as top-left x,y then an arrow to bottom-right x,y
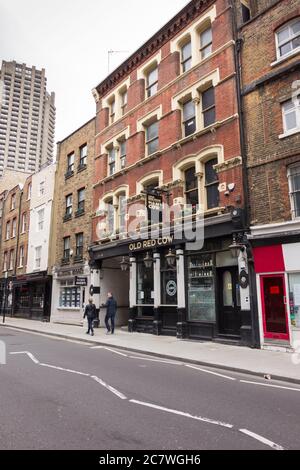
2,317 -> 300,384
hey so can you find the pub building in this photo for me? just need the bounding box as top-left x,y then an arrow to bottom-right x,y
89,199 -> 256,346
89,0 -> 259,346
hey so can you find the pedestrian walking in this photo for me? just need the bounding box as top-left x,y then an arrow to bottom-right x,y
83,298 -> 97,336
102,292 -> 117,335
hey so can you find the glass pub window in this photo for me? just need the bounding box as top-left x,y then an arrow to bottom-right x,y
187,253 -> 216,322
183,100 -> 196,137
146,67 -> 158,98
200,27 -> 212,59
185,166 -> 199,213
202,87 -> 215,127
146,121 -> 159,155
181,41 -> 192,72
288,164 -> 300,218
205,158 -> 219,209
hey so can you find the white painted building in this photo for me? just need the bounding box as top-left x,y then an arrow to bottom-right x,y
27,163 -> 56,274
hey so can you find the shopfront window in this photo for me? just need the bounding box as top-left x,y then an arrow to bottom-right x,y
136,255 -> 154,306
288,273 -> 300,328
15,285 -> 30,309
161,251 -> 177,306
187,253 -> 216,322
59,281 -> 81,308
32,284 -> 44,309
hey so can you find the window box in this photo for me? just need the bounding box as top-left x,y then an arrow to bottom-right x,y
61,257 -> 70,265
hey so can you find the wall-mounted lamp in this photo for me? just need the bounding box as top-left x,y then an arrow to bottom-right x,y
165,249 -> 177,268
120,257 -> 131,272
143,252 -> 154,269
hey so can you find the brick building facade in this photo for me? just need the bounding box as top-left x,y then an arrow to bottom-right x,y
50,118 -> 96,326
238,0 -> 300,350
0,177 -> 32,317
89,0 -> 255,345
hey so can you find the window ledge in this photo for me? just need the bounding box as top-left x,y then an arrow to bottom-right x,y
65,171 -> 74,180
279,128 -> 300,139
271,48 -> 300,67
77,164 -> 87,173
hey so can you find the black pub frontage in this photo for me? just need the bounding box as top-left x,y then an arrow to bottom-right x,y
90,209 -> 258,348
0,272 -> 52,321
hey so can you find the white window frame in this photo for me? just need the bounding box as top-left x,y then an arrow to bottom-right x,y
3,252 -> 8,272
280,96 -> 300,137
19,246 -> 25,268
11,218 -> 17,238
21,212 -> 27,233
276,18 -> 300,61
35,246 -> 42,270
39,181 -> 45,196
137,52 -> 161,100
37,208 -> 45,232
170,6 -> 216,72
9,249 -> 14,271
103,127 -> 130,176
5,221 -> 10,240
288,163 -> 300,219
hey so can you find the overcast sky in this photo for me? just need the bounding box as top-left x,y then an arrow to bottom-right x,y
0,0 -> 188,142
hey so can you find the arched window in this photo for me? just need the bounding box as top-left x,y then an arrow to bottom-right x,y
205,158 -> 219,209
185,166 -> 199,213
117,193 -> 127,233
106,198 -> 114,234
276,18 -> 300,59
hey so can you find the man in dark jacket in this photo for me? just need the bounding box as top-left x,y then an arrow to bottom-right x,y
84,298 -> 97,336
103,292 -> 117,335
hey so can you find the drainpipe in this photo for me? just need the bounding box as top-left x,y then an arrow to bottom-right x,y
229,1 -> 260,348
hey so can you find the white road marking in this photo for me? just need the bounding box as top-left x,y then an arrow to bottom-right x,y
129,399 -> 233,429
10,351 -> 40,364
239,429 -> 284,451
102,347 -> 128,357
90,346 -> 104,349
128,356 -> 181,365
186,364 -> 236,381
9,349 -> 286,449
240,380 -> 300,392
40,363 -> 90,377
91,375 -> 127,400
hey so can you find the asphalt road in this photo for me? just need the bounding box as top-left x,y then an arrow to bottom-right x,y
0,326 -> 299,450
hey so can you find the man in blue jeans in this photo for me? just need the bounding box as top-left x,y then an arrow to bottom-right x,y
103,292 -> 117,335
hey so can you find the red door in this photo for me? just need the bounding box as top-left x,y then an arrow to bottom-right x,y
261,275 -> 290,341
